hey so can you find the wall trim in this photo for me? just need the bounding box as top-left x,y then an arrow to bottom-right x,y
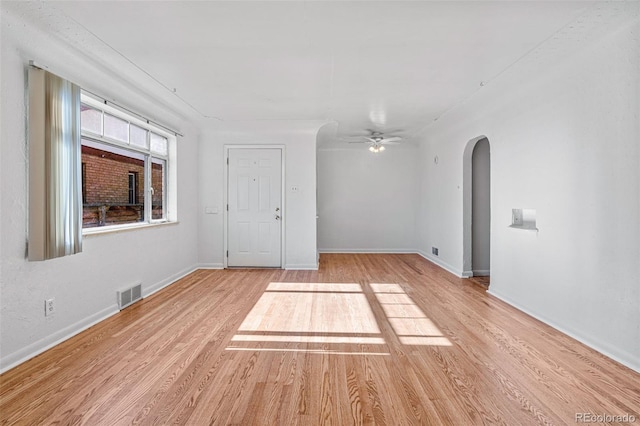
472,269 -> 490,276
318,249 -> 417,254
285,263 -> 319,270
318,250 -> 469,277
4,256 -> 636,377
416,250 -> 467,277
198,262 -> 318,270
1,263 -> 201,374
0,305 -> 119,374
143,264 -> 200,298
488,289 -> 640,374
196,263 -> 225,270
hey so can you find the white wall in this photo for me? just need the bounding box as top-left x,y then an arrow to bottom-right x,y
416,14 -> 640,371
198,122 -> 322,270
0,11 -> 200,372
317,145 -> 418,252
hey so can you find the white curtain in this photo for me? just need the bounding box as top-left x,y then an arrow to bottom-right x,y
29,68 -> 82,260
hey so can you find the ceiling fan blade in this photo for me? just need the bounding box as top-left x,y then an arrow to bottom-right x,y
382,127 -> 406,135
381,141 -> 401,145
339,131 -> 402,146
339,136 -> 368,142
382,137 -> 402,143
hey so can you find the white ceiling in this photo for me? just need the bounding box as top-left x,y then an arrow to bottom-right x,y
9,1 -> 596,140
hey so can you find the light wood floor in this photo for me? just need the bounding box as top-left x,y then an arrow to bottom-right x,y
1,254 -> 639,425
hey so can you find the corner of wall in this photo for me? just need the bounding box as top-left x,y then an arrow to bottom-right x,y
416,250 -> 466,278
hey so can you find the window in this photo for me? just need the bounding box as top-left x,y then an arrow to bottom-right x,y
80,95 -> 173,230
82,163 -> 87,204
128,172 -> 138,204
151,158 -> 165,220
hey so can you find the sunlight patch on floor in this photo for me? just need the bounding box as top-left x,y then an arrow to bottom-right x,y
228,282 -> 388,354
237,283 -> 380,334
265,282 -> 362,292
228,281 -> 451,354
226,347 -> 390,356
231,334 -> 385,344
371,283 -> 452,346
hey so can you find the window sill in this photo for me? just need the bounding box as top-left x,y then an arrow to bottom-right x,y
83,220 -> 178,237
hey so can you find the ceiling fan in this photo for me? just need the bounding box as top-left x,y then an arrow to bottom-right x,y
342,131 -> 403,153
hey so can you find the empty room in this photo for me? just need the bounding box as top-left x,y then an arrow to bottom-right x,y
1,1 -> 639,425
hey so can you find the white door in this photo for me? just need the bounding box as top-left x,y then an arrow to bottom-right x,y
228,148 -> 282,267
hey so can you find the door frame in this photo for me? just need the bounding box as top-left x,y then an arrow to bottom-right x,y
223,145 -> 286,269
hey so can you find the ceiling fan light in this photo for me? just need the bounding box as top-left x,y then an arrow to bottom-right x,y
379,145 -> 386,151
369,146 -> 376,152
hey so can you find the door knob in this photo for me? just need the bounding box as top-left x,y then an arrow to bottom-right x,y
275,207 -> 280,212
275,215 -> 281,220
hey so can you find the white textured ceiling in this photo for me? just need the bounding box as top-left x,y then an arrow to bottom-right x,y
8,1 -> 596,139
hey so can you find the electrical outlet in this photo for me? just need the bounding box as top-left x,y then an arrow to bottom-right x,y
45,298 -> 55,316
432,247 -> 439,256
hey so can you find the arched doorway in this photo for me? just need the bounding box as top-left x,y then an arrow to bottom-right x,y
462,136 -> 491,283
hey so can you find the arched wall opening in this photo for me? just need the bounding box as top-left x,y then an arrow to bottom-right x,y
462,136 -> 491,280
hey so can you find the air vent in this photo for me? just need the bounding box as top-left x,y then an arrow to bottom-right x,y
117,283 -> 142,310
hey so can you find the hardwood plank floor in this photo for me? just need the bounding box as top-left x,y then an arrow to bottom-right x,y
1,254 -> 638,425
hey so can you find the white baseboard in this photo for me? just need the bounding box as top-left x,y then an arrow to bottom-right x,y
318,249 -> 468,278
143,264 -> 200,298
416,250 -> 466,277
196,263 -> 224,270
318,249 -> 417,254
472,269 -> 490,276
285,263 -> 319,270
1,264 -> 201,374
197,262 -> 318,270
0,305 -> 119,374
488,290 -> 640,374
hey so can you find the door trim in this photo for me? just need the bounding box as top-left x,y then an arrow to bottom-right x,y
223,145 -> 286,269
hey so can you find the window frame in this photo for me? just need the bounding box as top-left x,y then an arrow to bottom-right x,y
80,93 -> 174,234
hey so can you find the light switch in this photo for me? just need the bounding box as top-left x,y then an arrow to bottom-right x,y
205,206 -> 219,214
512,209 -> 523,226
